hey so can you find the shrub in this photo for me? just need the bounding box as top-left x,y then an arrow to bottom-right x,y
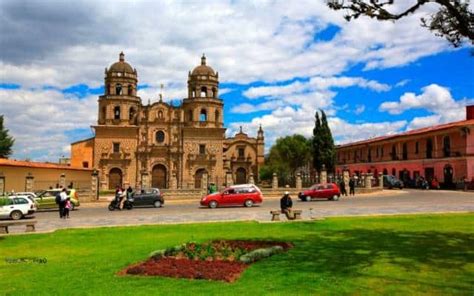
239,246 -> 284,264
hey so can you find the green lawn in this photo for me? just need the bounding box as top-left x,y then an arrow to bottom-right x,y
1,213 -> 473,295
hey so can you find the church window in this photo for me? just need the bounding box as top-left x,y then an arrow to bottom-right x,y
200,87 -> 207,97
101,107 -> 106,120
128,85 -> 133,96
158,110 -> 163,119
113,143 -> 120,153
129,107 -> 136,121
107,84 -> 111,95
200,109 -> 207,122
199,144 -> 206,155
238,148 -> 245,158
116,84 -> 122,95
82,161 -> 89,168
114,106 -> 121,120
156,131 -> 165,143
209,88 -> 214,98
192,90 -> 196,98
188,110 -> 193,121
212,87 -> 217,98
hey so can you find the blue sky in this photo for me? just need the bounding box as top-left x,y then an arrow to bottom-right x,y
0,0 -> 473,161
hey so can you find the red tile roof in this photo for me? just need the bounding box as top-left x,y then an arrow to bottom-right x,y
337,119 -> 474,149
0,158 -> 93,171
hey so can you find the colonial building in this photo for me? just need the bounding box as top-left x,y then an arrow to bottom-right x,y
71,53 -> 264,190
335,106 -> 474,187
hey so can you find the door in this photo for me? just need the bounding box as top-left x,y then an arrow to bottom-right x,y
195,169 -> 207,189
424,167 -> 434,181
109,168 -> 123,190
236,168 -> 247,185
443,165 -> 453,186
152,164 -> 167,189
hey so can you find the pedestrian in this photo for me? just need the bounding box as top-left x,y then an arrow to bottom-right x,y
126,186 -> 133,199
349,177 -> 355,196
339,179 -> 347,196
59,188 -> 68,218
63,197 -> 72,218
280,191 -> 295,220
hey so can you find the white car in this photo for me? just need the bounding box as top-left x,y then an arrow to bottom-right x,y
0,196 -> 37,220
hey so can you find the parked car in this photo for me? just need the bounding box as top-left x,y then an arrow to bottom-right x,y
383,175 -> 404,189
35,189 -> 81,210
0,196 -> 37,220
298,183 -> 341,202
200,184 -> 263,208
10,192 -> 39,207
129,188 -> 165,208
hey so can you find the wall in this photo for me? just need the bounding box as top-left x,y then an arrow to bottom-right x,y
71,138 -> 94,168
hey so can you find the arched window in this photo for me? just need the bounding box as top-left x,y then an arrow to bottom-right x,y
402,143 -> 408,160
200,109 -> 207,122
188,110 -> 193,121
443,136 -> 451,157
200,87 -> 207,97
212,87 -> 217,98
209,88 -> 214,98
391,144 -> 397,160
426,138 -> 433,159
155,131 -> 165,143
116,84 -> 122,95
192,90 -> 196,98
101,107 -> 106,120
215,110 -> 220,122
114,106 -> 121,120
158,110 -> 163,119
107,84 -> 111,95
128,85 -> 133,96
129,107 -> 136,121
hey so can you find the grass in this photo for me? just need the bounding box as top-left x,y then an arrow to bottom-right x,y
0,213 -> 473,295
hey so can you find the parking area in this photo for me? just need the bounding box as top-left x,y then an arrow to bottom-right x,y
3,189 -> 473,234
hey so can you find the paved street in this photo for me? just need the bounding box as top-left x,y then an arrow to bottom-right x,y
5,189 -> 474,234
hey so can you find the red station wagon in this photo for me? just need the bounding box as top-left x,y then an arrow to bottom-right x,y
298,183 -> 341,202
200,184 -> 263,208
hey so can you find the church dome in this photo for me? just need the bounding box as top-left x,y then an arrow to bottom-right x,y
191,54 -> 215,76
108,52 -> 134,73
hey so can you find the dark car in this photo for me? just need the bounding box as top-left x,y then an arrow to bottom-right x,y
383,175 -> 404,189
131,188 -> 164,208
298,183 -> 341,201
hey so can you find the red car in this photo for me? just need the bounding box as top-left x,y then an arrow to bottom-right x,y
200,184 -> 263,208
298,183 -> 341,202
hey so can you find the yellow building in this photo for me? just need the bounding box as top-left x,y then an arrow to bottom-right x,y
71,53 -> 264,190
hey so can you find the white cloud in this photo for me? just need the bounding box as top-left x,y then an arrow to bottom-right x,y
354,105 -> 365,115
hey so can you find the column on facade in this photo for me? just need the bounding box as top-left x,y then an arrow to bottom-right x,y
170,173 -> 178,190
248,173 -> 255,185
343,169 -> 350,194
91,170 -> 99,201
320,165 -> 327,185
225,171 -> 233,187
365,173 -> 373,189
202,172 -> 208,190
378,172 -> 383,189
141,172 -> 149,189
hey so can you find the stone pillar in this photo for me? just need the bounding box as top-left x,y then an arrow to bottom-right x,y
365,173 -> 373,189
343,169 -> 350,194
59,173 -> 66,188
378,172 -> 384,189
170,173 -> 177,189
296,173 -> 302,190
141,172 -> 149,189
248,173 -> 255,185
91,170 -> 99,201
202,172 -> 208,190
320,165 -> 327,185
272,173 -> 278,190
0,174 -> 5,195
25,173 -> 34,192
225,171 -> 233,187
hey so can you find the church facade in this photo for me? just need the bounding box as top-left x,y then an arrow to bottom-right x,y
71,53 -> 264,190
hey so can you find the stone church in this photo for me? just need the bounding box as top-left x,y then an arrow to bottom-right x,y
71,52 -> 264,190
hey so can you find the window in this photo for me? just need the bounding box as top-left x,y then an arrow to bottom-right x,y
116,84 -> 122,95
82,161 -> 89,168
402,143 -> 408,160
113,143 -> 120,153
376,147 -> 379,158
188,110 -> 193,121
392,168 -> 396,176
426,138 -> 433,159
238,148 -> 245,158
13,197 -> 28,205
128,85 -> 133,96
129,107 -> 136,121
114,106 -> 121,120
391,145 -> 397,160
200,109 -> 207,122
101,107 -> 106,120
156,131 -> 165,143
368,148 -> 372,162
212,87 -> 217,98
215,110 -> 220,122
381,147 -> 384,157
200,87 -> 207,97
199,144 -> 206,155
192,90 -> 196,98
415,141 -> 419,154
443,136 -> 451,157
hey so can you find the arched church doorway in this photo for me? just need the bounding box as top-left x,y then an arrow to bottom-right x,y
195,168 -> 208,189
152,164 -> 167,189
109,168 -> 122,190
236,167 -> 247,184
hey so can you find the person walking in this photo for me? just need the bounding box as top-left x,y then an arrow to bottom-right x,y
349,177 -> 355,196
63,197 -> 72,218
59,188 -> 68,218
280,191 -> 295,220
339,179 -> 347,196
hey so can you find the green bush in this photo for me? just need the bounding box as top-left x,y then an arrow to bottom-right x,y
239,246 -> 284,264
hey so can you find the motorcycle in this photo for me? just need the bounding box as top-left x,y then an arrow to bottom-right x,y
108,196 -> 133,211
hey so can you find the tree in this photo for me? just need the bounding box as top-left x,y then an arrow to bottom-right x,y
327,0 -> 474,48
0,115 -> 14,158
312,110 -> 336,173
260,134 -> 311,183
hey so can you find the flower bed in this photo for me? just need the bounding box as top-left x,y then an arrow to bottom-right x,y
120,240 -> 292,282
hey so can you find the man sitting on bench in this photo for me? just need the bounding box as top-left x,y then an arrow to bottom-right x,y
280,191 -> 295,220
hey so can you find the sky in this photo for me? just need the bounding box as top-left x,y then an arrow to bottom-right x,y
0,0 -> 473,162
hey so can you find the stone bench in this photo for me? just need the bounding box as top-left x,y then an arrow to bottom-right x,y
0,220 -> 37,234
270,210 -> 302,221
